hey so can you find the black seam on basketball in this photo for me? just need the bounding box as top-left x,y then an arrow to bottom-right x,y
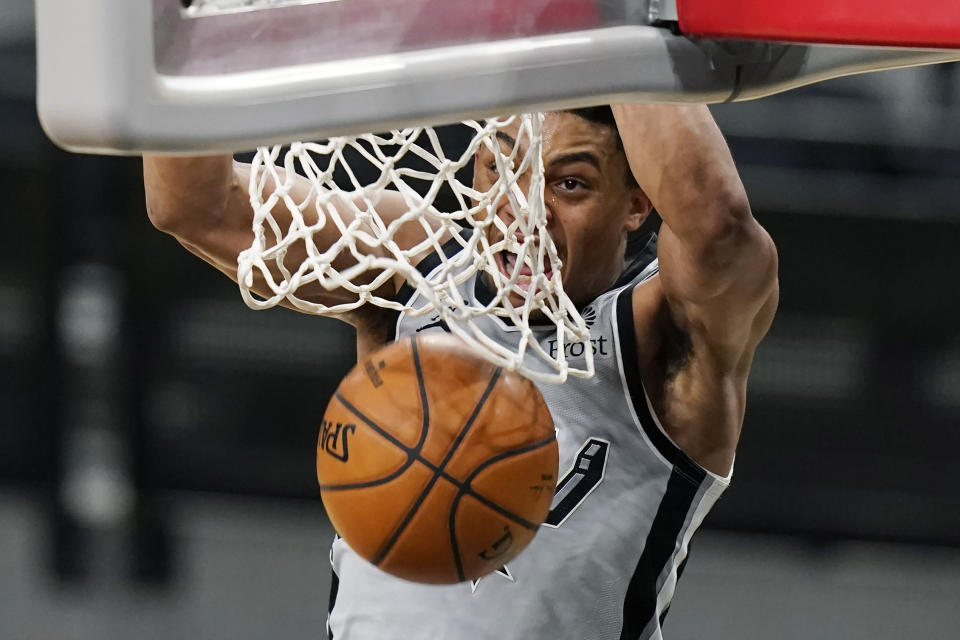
453,490 -> 539,532
319,461 -> 465,492
410,336 -> 431,455
451,434 -> 558,532
318,471 -> 412,492
438,367 -> 503,469
461,433 -> 556,488
449,489 -> 467,582
323,392 -> 469,492
370,471 -> 445,566
322,392 -> 421,492
328,336 -> 428,471
371,366 -> 502,568
335,391 -> 415,455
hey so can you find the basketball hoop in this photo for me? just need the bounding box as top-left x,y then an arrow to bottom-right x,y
677,0 -> 960,49
35,1 -> 960,155
237,115 -> 595,384
33,0 -> 960,381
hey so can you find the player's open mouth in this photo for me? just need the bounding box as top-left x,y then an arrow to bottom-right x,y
495,250 -> 554,292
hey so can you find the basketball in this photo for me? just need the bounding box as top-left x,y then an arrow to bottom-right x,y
317,333 -> 558,584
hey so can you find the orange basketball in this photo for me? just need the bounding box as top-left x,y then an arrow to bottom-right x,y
317,333 -> 558,584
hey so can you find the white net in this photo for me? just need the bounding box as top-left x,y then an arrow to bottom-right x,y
236,114 -> 593,383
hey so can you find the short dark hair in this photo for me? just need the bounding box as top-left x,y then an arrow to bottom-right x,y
565,106 -> 620,144
564,106 -> 637,187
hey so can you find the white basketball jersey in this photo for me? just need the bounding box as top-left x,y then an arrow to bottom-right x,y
327,233 -> 731,640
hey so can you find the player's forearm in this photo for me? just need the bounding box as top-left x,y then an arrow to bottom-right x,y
143,154 -> 241,237
611,104 -> 751,252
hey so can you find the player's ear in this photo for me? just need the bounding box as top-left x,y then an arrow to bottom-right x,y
623,185 -> 652,232
472,148 -> 490,187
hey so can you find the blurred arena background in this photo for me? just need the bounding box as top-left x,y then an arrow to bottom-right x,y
2,1 -> 960,638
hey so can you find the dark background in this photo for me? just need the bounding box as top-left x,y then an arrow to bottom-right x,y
1,2 -> 959,638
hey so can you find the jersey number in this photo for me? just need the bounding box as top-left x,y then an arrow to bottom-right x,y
543,438 -> 609,528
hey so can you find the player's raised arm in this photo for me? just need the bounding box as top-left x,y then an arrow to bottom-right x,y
142,155 -> 433,312
611,104 -> 778,360
144,155 -> 246,279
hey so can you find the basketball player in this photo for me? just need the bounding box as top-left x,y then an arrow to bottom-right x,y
143,104 -> 778,639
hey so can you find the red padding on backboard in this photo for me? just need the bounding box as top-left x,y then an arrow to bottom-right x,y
677,0 -> 960,49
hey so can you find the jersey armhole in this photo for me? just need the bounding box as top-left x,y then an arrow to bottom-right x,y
612,277 -> 732,490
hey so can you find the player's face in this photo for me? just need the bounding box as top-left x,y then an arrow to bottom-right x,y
473,112 -> 650,307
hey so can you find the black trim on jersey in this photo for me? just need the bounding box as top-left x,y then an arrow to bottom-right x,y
619,468 -> 700,640
327,566 -> 340,640
656,551 -> 691,626
613,232 -> 658,290
393,229 -> 472,306
614,285 -> 707,486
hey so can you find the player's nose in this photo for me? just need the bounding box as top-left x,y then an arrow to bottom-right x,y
496,194 -> 554,248
497,196 -> 517,225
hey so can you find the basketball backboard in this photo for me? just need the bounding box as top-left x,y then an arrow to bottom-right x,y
35,0 -> 960,155
678,0 -> 960,49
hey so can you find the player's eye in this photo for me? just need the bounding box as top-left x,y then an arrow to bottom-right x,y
487,160 -> 518,176
557,177 -> 586,192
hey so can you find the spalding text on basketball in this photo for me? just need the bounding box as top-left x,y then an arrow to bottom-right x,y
320,420 -> 356,462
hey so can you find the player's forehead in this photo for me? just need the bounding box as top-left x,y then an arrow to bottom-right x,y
493,111 -> 620,166
543,111 -> 616,147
